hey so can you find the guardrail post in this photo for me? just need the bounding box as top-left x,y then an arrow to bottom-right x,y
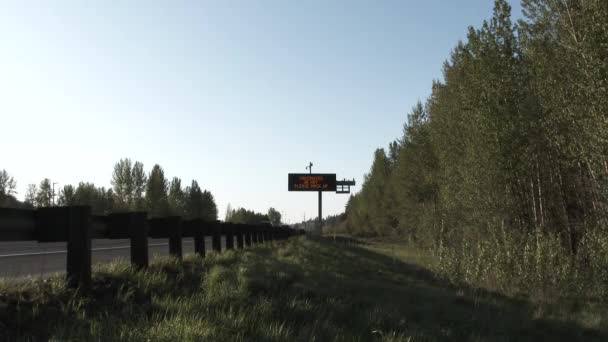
235,224 -> 244,249
130,212 -> 149,269
251,226 -> 258,244
66,206 -> 92,290
36,207 -> 70,242
263,228 -> 270,243
212,220 -> 221,253
244,225 -> 252,247
225,223 -> 234,250
194,220 -> 206,257
271,227 -> 277,241
168,216 -> 182,259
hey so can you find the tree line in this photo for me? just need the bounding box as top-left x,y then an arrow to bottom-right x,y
299,213 -> 345,232
0,158 -> 218,221
224,204 -> 282,226
338,0 -> 608,294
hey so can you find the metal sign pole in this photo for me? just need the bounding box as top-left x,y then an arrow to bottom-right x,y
287,165 -> 355,236
318,190 -> 322,235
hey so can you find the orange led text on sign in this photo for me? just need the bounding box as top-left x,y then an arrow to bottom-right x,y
292,175 -> 329,190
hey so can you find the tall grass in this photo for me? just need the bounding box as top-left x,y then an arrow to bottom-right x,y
1,237 -> 606,341
434,227 -> 608,302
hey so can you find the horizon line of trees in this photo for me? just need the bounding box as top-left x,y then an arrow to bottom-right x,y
1,161 -> 288,225
299,213 -> 346,232
224,204 -> 283,226
0,158 -> 219,221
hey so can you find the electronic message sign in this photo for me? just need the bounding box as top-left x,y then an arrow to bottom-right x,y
288,173 -> 337,192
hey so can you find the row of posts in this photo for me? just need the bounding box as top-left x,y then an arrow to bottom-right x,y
40,206 -> 303,290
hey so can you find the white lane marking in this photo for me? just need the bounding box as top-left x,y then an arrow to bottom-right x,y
0,241 -> 195,258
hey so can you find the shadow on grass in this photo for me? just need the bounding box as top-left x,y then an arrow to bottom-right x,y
1,238 -> 606,341
268,236 -> 608,341
0,257 -> 203,341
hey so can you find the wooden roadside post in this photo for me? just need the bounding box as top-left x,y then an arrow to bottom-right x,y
130,212 -> 149,269
244,224 -> 252,247
108,212 -> 149,269
235,224 -> 244,249
272,227 -> 278,241
193,219 -> 206,257
225,222 -> 234,250
66,206 -> 92,290
212,220 -> 222,253
258,227 -> 265,244
168,216 -> 183,259
251,225 -> 258,245
263,227 -> 271,244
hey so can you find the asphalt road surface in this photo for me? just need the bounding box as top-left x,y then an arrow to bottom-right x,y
0,237 -> 226,280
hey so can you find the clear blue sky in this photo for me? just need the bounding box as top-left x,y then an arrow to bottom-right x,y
1,0 -> 522,223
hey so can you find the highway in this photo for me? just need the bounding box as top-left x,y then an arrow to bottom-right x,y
0,237 -> 224,279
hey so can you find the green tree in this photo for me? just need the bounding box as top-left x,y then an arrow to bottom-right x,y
145,164 -> 169,217
74,182 -> 97,209
111,158 -> 134,210
267,207 -> 282,226
24,184 -> 37,206
343,0 -> 608,263
227,207 -> 267,224
0,169 -> 17,198
35,178 -> 52,207
57,185 -> 76,206
132,161 -> 147,210
183,181 -> 217,220
96,187 -> 115,214
201,190 -> 218,221
168,177 -> 186,216
225,203 -> 233,222
0,169 -> 17,207
391,102 -> 438,243
184,180 -> 203,219
111,158 -> 147,210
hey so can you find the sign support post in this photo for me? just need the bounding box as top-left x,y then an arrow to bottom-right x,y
318,190 -> 322,234
288,164 -> 356,236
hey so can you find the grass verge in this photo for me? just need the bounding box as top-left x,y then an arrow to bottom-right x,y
1,237 -> 607,341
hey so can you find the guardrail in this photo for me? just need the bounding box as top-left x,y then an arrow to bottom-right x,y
0,206 -> 304,289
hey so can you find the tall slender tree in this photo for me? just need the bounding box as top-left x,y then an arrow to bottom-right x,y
0,169 -> 17,198
35,178 -> 52,207
185,180 -> 203,219
267,207 -> 282,226
111,158 -> 134,210
24,184 -> 37,206
145,164 -> 169,217
111,158 -> 146,210
200,190 -> 218,221
168,177 -> 186,216
132,161 -> 147,210
57,185 -> 76,206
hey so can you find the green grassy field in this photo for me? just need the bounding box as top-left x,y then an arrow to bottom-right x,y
1,237 -> 606,341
